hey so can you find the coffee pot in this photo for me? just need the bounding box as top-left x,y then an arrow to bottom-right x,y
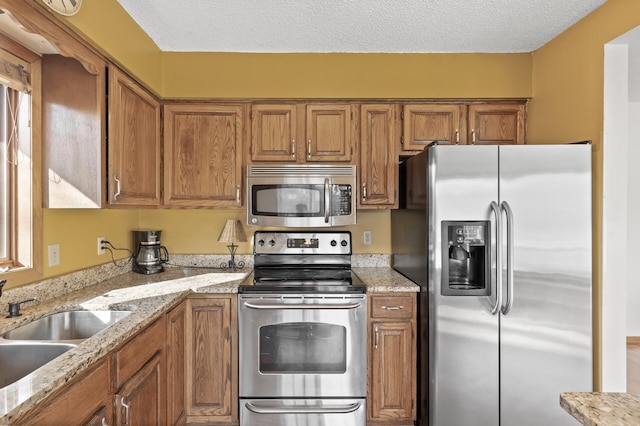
132,230 -> 169,274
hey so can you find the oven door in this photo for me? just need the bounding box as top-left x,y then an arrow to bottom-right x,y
238,294 -> 367,398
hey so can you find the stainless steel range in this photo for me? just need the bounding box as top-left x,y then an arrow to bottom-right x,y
238,231 -> 367,426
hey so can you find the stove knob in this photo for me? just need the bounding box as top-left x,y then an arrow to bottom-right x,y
330,240 -> 337,247
341,240 -> 348,247
257,239 -> 265,247
268,239 -> 276,247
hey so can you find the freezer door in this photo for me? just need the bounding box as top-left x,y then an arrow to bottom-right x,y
428,145 -> 500,426
499,145 -> 592,426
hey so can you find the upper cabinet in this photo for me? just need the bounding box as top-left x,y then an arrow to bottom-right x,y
249,103 -> 356,163
107,67 -> 162,206
400,101 -> 526,154
467,103 -> 526,145
359,104 -> 398,208
163,103 -> 246,208
42,54 -> 106,208
401,104 -> 466,152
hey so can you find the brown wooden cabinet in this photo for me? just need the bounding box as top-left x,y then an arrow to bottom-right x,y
359,104 -> 398,208
468,103 -> 526,145
167,301 -> 187,426
164,103 -> 245,208
185,295 -> 238,424
249,102 -> 356,163
107,67 -> 162,206
401,104 -> 466,152
17,358 -> 112,426
42,54 -> 106,209
113,316 -> 166,426
401,102 -> 526,154
368,293 -> 417,425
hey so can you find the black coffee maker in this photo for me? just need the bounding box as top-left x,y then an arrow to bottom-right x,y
132,230 -> 169,274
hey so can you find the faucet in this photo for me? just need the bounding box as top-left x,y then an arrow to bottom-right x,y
7,298 -> 35,318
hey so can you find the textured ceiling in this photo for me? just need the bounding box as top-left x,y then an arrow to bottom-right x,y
116,0 -> 607,53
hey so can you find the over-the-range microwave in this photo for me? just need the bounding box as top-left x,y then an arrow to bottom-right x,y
246,164 -> 357,227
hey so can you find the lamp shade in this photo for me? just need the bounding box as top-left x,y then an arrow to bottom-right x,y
217,219 -> 247,243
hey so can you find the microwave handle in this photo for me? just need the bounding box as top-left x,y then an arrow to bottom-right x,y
324,177 -> 330,223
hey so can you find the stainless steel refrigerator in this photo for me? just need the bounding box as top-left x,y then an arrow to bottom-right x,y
391,143 -> 592,426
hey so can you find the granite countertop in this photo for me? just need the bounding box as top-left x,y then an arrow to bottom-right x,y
0,262 -> 418,423
561,392 -> 640,425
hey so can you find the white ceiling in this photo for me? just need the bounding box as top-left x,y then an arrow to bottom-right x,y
116,0 -> 607,53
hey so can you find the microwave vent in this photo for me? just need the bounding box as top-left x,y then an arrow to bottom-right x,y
247,165 -> 356,177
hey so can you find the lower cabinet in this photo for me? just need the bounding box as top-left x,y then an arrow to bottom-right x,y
112,316 -> 167,426
185,294 -> 238,424
17,358 -> 112,426
368,293 -> 417,425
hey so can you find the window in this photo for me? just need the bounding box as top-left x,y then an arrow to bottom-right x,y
0,39 -> 42,284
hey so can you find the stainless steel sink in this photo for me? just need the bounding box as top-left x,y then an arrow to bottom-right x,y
0,343 -> 75,388
2,310 -> 131,342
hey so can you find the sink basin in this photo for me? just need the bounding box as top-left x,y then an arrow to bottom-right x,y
0,343 -> 75,388
2,310 -> 131,342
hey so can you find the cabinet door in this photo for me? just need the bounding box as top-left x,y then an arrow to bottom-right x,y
368,294 -> 417,425
107,67 -> 162,206
186,296 -> 238,423
305,104 -> 354,162
401,104 -> 466,153
115,353 -> 166,426
250,103 -> 297,162
370,321 -> 415,423
164,104 -> 244,207
468,103 -> 526,145
167,302 -> 186,426
359,104 -> 397,208
18,359 -> 112,426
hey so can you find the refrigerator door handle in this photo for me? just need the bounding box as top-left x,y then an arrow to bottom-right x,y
501,201 -> 515,315
489,201 -> 503,315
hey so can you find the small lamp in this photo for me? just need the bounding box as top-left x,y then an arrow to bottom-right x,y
217,219 -> 247,271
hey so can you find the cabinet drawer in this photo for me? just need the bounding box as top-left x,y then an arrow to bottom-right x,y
370,295 -> 415,319
113,316 -> 165,388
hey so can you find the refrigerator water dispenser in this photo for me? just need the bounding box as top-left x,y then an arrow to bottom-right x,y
441,221 -> 490,296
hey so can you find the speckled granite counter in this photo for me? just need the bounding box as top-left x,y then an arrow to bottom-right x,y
561,392 -> 640,425
0,258 -> 417,423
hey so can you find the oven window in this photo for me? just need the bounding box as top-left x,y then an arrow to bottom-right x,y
252,185 -> 324,217
259,322 -> 346,373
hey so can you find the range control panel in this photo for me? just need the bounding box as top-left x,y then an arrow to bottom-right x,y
253,231 -> 352,255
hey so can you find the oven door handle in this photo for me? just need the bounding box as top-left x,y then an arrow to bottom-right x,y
243,301 -> 362,310
245,401 -> 362,414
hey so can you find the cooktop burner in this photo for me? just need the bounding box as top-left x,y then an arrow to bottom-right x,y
238,231 -> 367,294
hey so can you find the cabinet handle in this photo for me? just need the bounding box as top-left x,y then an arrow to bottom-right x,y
307,139 -> 311,159
236,185 -> 241,204
291,139 -> 295,158
121,399 -> 130,426
382,305 -> 404,310
101,418 -> 108,426
455,128 -> 460,144
113,174 -> 121,201
374,326 -> 379,349
362,183 -> 367,200
471,129 -> 476,144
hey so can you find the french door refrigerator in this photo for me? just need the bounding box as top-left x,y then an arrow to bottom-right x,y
391,143 -> 592,426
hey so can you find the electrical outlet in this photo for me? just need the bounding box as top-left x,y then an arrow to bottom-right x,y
97,237 -> 106,255
363,230 -> 372,245
48,244 -> 60,267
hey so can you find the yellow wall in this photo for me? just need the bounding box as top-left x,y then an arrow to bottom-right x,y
528,0 -> 640,391
162,52 -> 532,99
